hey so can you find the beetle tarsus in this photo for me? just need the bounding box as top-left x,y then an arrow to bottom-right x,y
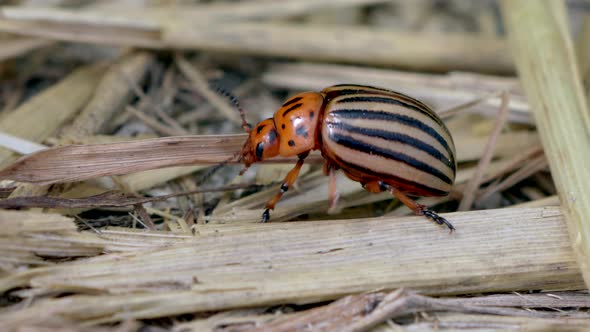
261,209 -> 270,223
422,209 -> 455,232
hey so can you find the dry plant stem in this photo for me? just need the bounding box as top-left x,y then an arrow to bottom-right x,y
152,0 -> 388,21
175,54 -> 242,125
60,52 -> 154,139
437,91 -> 503,119
0,63 -> 105,167
0,207 -> 584,325
0,210 -> 75,235
255,289 -> 590,332
479,145 -> 544,184
126,105 -> 184,136
263,63 -> 530,123
115,165 -> 209,193
6,0 -> 387,23
0,37 -> 52,61
264,63 -> 524,96
167,21 -> 512,73
576,14 -> 590,102
122,67 -> 189,135
0,184 -> 260,209
133,204 -> 155,230
458,92 -> 510,211
0,7 -> 512,72
453,131 -> 539,162
514,195 -> 560,208
502,1 -> 590,288
396,313 -> 590,332
477,154 -> 548,201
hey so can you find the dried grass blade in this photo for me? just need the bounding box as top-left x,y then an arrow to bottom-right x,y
175,54 -> 242,125
0,64 -> 105,167
458,92 -> 510,211
0,184 -> 260,209
0,37 -> 52,61
61,52 -> 155,139
0,135 -> 244,185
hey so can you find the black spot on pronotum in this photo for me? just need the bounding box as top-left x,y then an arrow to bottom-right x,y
310,111 -> 315,119
282,103 -> 302,117
256,142 -> 264,160
256,124 -> 266,134
281,124 -> 286,129
295,125 -> 309,138
288,140 -> 296,147
282,96 -> 303,108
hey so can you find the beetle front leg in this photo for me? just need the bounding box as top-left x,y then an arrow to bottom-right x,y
262,152 -> 309,223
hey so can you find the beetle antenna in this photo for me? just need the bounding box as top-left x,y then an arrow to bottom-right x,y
210,83 -> 252,133
197,151 -> 242,186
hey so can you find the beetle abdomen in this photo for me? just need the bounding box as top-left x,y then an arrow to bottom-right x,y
320,85 -> 456,197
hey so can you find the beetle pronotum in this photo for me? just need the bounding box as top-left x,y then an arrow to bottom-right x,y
237,84 -> 456,231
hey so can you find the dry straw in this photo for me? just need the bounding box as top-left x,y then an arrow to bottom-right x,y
502,0 -> 590,289
0,0 -> 586,330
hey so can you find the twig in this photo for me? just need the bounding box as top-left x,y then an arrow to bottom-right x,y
0,183 -> 262,209
253,289 -> 590,332
175,54 -> 242,125
126,105 -> 185,136
458,91 -> 510,211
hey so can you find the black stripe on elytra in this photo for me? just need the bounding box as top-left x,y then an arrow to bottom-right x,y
282,103 -> 303,117
329,122 -> 454,171
329,84 -> 394,94
282,96 -> 303,108
332,155 -> 449,196
329,133 -> 453,185
327,85 -> 432,112
335,95 -> 445,129
329,109 -> 454,163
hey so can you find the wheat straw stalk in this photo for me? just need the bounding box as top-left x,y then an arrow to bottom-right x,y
0,37 -> 52,61
60,52 -> 154,139
501,0 -> 590,289
0,5 -> 512,72
0,64 -> 105,167
0,207 -> 583,325
263,62 -> 531,123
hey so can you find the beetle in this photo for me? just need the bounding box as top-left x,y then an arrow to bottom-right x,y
238,84 -> 456,231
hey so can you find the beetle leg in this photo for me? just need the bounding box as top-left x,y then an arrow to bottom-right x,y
262,152 -> 309,223
364,181 -> 455,232
387,184 -> 455,232
327,165 -> 341,214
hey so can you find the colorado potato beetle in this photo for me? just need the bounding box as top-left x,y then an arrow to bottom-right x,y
238,84 -> 456,231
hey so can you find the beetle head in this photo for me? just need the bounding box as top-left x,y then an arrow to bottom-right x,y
240,118 -> 280,172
